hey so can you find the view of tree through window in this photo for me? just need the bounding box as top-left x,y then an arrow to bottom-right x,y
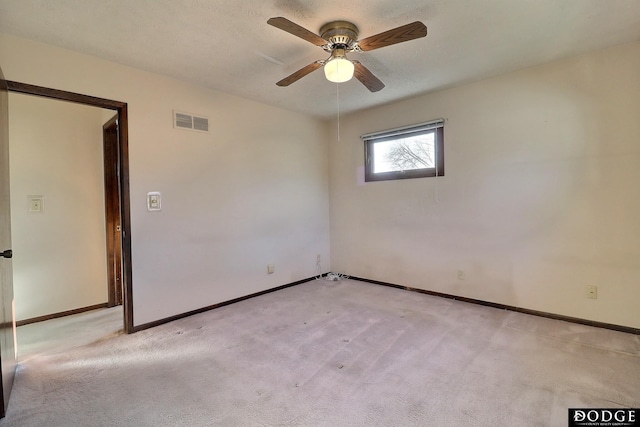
373,133 -> 435,173
363,121 -> 444,182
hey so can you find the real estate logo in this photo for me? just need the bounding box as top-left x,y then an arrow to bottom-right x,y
569,409 -> 639,427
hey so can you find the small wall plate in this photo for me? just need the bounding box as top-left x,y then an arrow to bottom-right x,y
28,195 -> 44,213
147,192 -> 161,211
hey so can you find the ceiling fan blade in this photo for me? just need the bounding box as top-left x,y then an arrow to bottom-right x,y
353,62 -> 385,92
267,17 -> 327,46
276,62 -> 323,87
358,21 -> 427,51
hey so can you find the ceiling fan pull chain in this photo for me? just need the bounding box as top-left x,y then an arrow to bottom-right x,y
336,81 -> 341,142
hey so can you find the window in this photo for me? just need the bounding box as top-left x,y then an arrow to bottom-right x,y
362,120 -> 444,182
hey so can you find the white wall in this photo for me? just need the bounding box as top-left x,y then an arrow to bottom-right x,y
8,93 -> 109,321
0,33 -> 331,326
329,41 -> 640,329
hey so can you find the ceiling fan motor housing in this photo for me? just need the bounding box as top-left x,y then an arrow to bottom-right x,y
320,21 -> 359,50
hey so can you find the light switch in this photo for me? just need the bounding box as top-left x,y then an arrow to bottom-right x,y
147,192 -> 161,211
29,196 -> 43,213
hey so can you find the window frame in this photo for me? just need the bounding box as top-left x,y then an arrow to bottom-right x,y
363,122 -> 444,183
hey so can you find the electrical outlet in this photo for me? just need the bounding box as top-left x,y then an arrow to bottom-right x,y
586,285 -> 597,299
267,264 -> 274,274
457,269 -> 465,280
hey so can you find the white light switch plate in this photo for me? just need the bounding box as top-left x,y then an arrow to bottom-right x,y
147,192 -> 161,211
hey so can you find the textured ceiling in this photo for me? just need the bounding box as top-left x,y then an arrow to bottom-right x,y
1,0 -> 640,120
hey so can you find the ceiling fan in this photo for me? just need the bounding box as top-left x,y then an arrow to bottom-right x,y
267,17 -> 428,92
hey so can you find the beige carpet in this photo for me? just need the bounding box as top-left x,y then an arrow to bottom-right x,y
15,306 -> 124,362
1,279 -> 638,426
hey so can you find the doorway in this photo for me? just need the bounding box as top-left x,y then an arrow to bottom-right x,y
6,81 -> 134,334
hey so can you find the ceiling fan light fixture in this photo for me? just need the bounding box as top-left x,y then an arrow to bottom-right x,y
324,49 -> 354,83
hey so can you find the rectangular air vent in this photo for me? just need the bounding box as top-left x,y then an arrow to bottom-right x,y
173,111 -> 209,132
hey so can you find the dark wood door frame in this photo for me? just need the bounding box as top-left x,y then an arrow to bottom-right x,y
6,81 -> 134,334
103,115 -> 123,307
